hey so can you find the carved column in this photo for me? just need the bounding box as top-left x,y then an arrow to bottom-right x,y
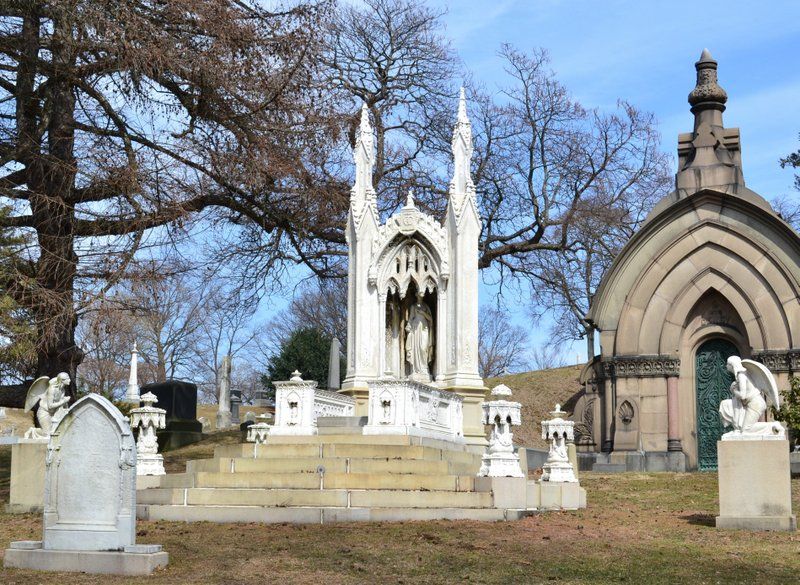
601,367 -> 615,453
667,375 -> 681,452
435,285 -> 447,382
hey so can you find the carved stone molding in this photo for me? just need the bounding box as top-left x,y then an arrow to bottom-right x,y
600,356 -> 680,379
752,350 -> 800,373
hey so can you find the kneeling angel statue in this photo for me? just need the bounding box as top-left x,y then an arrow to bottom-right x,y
719,356 -> 784,440
23,373 -> 71,439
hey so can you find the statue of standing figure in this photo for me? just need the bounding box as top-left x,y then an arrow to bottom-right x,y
405,292 -> 434,382
719,356 -> 785,439
24,373 -> 71,439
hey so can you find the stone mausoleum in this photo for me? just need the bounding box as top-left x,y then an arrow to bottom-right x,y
575,51 -> 800,472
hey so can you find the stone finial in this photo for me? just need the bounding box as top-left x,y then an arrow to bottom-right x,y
688,49 -> 727,111
405,189 -> 415,208
457,86 -> 468,124
140,392 -> 158,407
290,370 -> 303,382
350,103 -> 377,229
490,383 -> 513,397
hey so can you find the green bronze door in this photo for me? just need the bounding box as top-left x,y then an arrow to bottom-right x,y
695,339 -> 737,470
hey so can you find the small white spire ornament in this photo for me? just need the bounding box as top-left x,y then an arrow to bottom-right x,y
129,392 -> 167,476
477,384 -> 524,477
541,404 -> 577,483
125,341 -> 140,403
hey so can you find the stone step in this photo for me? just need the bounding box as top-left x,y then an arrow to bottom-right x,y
213,443 -> 482,465
137,487 -> 493,509
184,456 -> 475,476
265,434 -> 479,453
137,504 -> 525,524
143,471 -> 477,492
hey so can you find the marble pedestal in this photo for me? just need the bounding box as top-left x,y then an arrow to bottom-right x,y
716,439 -> 796,531
4,541 -> 168,576
6,438 -> 48,514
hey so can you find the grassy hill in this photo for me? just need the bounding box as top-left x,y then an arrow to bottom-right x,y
487,365 -> 584,449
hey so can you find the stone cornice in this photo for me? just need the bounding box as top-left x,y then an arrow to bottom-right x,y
752,350 -> 800,373
600,356 -> 681,379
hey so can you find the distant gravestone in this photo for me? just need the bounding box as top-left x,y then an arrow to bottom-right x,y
4,394 -> 168,575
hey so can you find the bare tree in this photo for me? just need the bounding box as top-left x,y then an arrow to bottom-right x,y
192,283 -> 262,403
478,305 -> 530,378
0,0 -> 331,403
75,299 -> 135,399
471,47 -> 670,358
530,343 -> 567,371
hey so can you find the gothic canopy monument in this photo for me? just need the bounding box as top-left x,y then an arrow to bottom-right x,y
341,91 -> 486,445
577,50 -> 800,471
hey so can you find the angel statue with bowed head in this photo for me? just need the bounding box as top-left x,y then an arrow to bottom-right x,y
719,356 -> 785,440
23,373 -> 71,439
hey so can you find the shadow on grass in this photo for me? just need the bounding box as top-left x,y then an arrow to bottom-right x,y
682,513 -> 715,527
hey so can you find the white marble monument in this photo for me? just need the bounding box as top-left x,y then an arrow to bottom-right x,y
124,342 -> 141,403
216,354 -> 233,429
541,404 -> 578,483
478,384 -> 524,477
715,356 -> 795,531
130,391 -> 166,476
4,393 -> 168,574
340,91 -> 486,445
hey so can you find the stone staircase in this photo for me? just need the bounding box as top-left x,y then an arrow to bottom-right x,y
136,432 -> 536,523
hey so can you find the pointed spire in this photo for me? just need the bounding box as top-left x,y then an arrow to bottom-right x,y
350,102 -> 377,230
457,86 -> 468,124
449,87 -> 476,219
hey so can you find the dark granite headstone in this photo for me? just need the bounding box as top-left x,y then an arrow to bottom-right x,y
140,380 -> 202,451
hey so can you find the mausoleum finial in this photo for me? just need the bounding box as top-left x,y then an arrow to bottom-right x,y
405,189 -> 415,208
688,49 -> 727,111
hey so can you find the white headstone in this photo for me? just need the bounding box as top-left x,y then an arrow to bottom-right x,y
43,394 -> 137,550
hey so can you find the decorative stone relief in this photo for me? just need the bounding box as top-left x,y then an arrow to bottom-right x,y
600,356 -> 680,379
541,404 -> 577,483
618,400 -> 635,425
272,371 -> 355,436
363,380 -> 463,441
477,384 -> 524,478
129,392 -> 166,476
752,351 -> 800,373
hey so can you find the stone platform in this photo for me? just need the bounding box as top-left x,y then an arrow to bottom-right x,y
4,541 -> 168,576
716,439 -> 796,531
5,438 -> 48,514
137,432 -> 586,523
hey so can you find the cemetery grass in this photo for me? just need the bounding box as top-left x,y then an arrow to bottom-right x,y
1,444 -> 799,584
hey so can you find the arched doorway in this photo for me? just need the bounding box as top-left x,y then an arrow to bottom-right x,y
695,338 -> 738,470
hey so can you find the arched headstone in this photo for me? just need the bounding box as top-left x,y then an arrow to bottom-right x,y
4,393 -> 168,575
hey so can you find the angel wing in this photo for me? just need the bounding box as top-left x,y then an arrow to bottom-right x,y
24,376 -> 50,412
741,359 -> 780,410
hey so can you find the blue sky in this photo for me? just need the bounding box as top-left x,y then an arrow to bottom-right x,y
256,1 -> 800,368
429,0 -> 800,363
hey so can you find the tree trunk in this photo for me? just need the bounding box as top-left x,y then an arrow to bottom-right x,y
23,9 -> 83,396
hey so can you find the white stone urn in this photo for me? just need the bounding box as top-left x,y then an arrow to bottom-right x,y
541,404 -> 577,483
246,414 -> 272,445
129,392 -> 167,476
477,384 -> 524,478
